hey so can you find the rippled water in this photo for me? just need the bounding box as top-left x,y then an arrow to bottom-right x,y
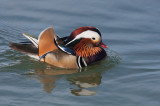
0,0 -> 160,106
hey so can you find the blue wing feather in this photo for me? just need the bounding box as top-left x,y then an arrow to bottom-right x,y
39,51 -> 53,60
58,46 -> 75,55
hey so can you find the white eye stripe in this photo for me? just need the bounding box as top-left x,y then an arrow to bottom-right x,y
75,30 -> 100,40
66,30 -> 100,46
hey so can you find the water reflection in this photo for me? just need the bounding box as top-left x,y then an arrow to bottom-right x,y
37,74 -> 56,93
35,67 -> 102,96
35,68 -> 78,93
68,72 -> 102,96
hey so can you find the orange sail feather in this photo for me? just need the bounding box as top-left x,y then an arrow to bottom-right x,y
38,27 -> 58,57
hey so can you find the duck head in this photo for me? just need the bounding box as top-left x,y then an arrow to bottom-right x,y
65,26 -> 108,57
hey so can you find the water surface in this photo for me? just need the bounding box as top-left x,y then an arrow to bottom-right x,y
0,0 -> 160,106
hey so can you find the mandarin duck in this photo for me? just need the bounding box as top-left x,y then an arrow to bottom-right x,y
10,26 -> 108,69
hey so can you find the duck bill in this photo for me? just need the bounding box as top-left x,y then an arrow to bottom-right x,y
98,42 -> 108,48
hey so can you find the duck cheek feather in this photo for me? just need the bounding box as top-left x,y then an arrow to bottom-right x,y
73,38 -> 102,57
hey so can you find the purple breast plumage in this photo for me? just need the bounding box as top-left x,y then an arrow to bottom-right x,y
87,49 -> 107,65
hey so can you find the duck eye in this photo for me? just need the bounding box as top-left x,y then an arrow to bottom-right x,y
92,37 -> 96,40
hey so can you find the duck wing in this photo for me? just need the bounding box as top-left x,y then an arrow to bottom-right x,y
37,27 -> 78,68
22,33 -> 38,48
38,27 -> 59,57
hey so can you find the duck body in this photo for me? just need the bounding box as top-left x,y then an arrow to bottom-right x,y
10,26 -> 108,69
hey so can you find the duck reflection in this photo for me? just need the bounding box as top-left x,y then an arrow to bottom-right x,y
37,74 -> 56,93
35,67 -> 102,96
68,72 -> 102,96
35,68 -> 78,93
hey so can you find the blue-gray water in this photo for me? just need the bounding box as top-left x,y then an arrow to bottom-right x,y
0,0 -> 160,106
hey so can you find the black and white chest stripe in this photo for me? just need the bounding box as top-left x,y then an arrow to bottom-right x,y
76,56 -> 87,68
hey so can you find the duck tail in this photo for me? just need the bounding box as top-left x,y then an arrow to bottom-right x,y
9,42 -> 39,59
